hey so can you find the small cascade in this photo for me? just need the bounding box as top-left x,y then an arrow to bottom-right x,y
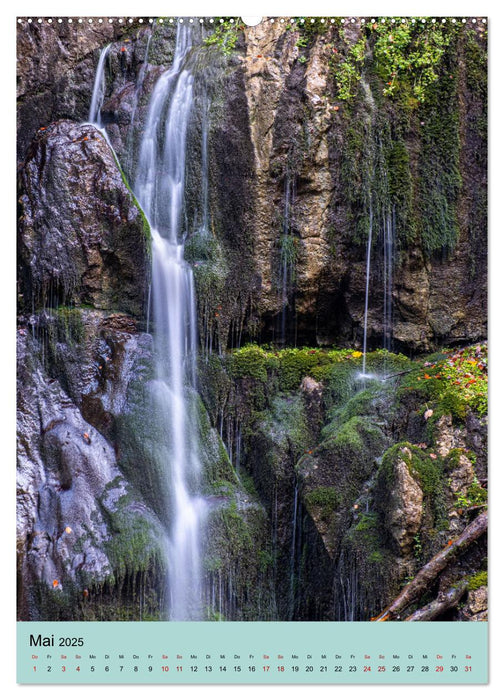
361,207 -> 373,376
272,484 -> 278,582
89,45 -> 110,126
336,550 -> 359,621
234,422 -> 242,472
382,208 -> 394,353
87,44 -> 121,158
361,205 -> 395,376
221,416 -> 243,472
288,483 -> 299,619
277,174 -> 297,345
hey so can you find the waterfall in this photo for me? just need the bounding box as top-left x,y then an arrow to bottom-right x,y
361,207 -> 373,376
383,209 -> 394,353
288,483 -> 299,619
133,24 -> 206,620
89,45 -> 110,126
278,173 -> 296,345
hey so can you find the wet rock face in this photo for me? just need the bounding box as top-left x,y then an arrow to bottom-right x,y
241,25 -> 336,345
237,23 -> 487,351
18,120 -> 149,317
16,19 -> 155,160
17,19 -> 117,158
17,321 -> 166,620
18,332 -> 122,603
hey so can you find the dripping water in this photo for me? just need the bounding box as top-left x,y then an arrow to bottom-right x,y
361,207 -> 373,376
277,173 -> 297,346
288,483 -> 299,619
383,208 -> 394,353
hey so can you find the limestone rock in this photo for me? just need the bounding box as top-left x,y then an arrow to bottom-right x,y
467,586 -> 487,616
384,448 -> 424,556
435,414 -> 467,457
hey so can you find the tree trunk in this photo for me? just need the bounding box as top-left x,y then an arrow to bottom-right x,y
373,511 -> 487,621
405,580 -> 468,621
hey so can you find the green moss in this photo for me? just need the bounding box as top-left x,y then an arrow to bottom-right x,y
355,512 -> 378,534
99,490 -> 165,585
185,230 -> 228,305
387,139 -> 415,244
322,415 -> 385,469
338,509 -> 395,618
381,441 -> 443,496
468,570 -> 487,591
278,348 -> 326,390
111,148 -> 152,253
264,394 -> 312,462
324,359 -> 362,407
203,498 -> 276,620
294,17 -> 330,39
467,479 -> 487,507
219,500 -> 253,549
230,345 -> 273,382
304,486 -> 341,519
464,29 -> 487,102
340,117 -> 374,244
203,18 -> 244,56
53,306 -> 85,345
330,388 -> 378,425
417,41 -> 462,256
197,352 -> 233,427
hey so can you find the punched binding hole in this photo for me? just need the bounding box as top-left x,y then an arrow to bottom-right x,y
241,17 -> 263,26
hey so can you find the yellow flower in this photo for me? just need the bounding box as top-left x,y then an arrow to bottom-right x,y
352,350 -> 363,358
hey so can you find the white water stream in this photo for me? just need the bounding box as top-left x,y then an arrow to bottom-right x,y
89,44 -> 110,127
90,26 -> 206,620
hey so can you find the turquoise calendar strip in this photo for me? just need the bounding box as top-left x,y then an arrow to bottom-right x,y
17,621 -> 488,684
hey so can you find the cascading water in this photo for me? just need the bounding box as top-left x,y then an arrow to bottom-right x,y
89,45 -> 110,126
382,209 -> 394,353
288,483 -> 299,619
132,25 -> 207,621
278,174 -> 297,345
361,207 -> 373,376
361,206 -> 395,377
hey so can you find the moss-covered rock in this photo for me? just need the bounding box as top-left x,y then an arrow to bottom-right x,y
203,496 -> 276,620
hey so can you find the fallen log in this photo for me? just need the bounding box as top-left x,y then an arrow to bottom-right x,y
373,511 -> 487,621
405,580 -> 468,621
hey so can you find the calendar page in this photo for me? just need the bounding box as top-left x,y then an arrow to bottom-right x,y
16,13 -> 488,685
